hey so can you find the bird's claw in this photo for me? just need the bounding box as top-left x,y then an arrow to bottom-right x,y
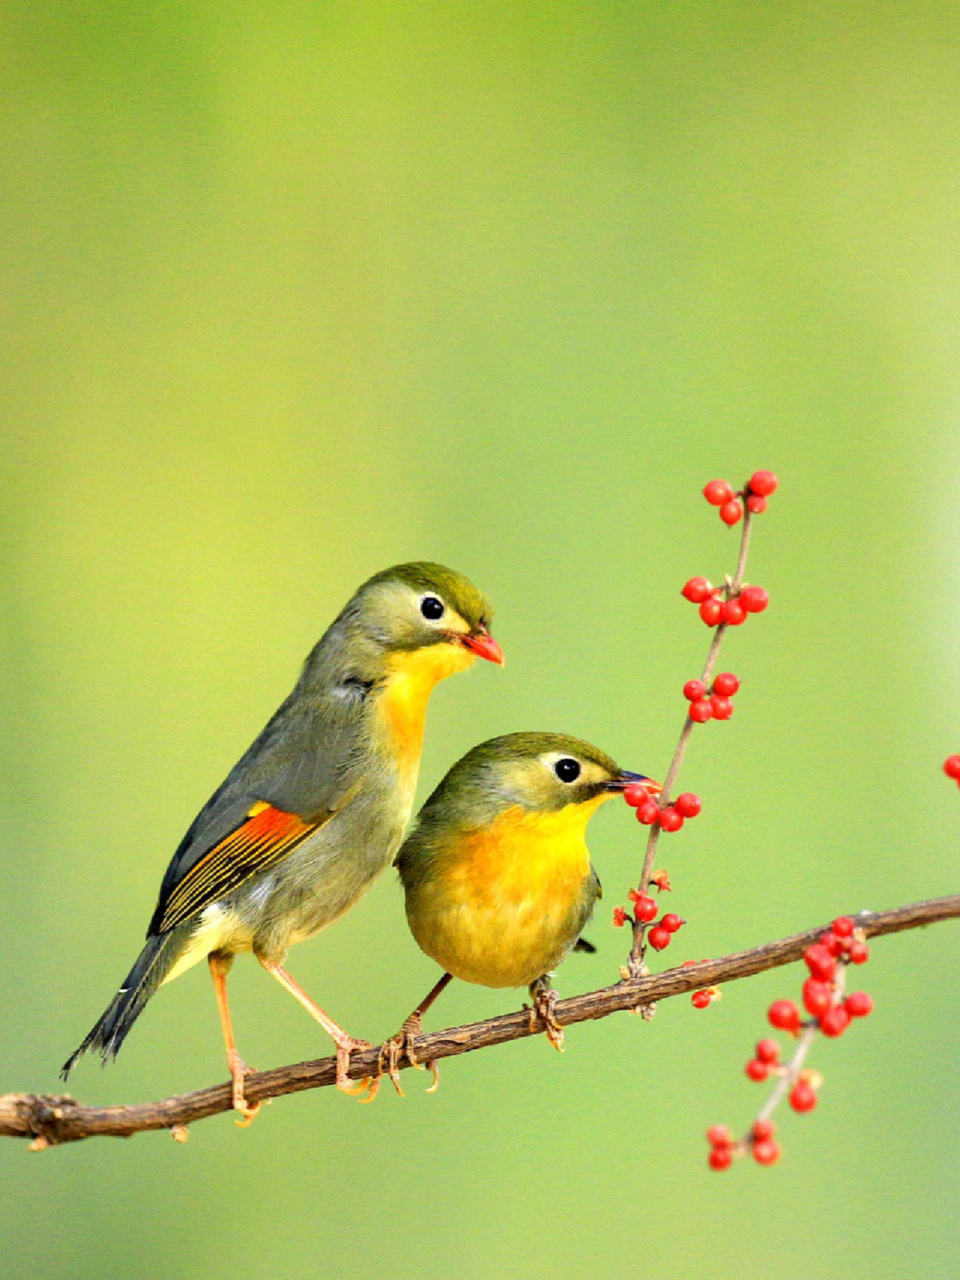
366,1014 -> 440,1099
380,1013 -> 422,1097
529,986 -> 565,1052
334,1036 -> 374,1096
227,1050 -> 261,1125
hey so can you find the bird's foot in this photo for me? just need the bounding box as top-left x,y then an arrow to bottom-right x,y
333,1035 -> 375,1096
374,1012 -> 441,1098
528,986 -> 565,1052
227,1050 -> 261,1126
353,1015 -> 441,1103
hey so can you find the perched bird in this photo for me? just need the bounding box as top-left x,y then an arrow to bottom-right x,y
379,732 -> 658,1092
62,562 -> 502,1117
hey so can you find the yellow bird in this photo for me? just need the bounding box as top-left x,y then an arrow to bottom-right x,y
380,732 -> 659,1090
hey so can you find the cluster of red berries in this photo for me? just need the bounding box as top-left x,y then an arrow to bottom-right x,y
764,917 -> 871,1043
707,1118 -> 780,1169
707,917 -> 874,1171
623,782 -> 701,833
943,755 -> 960,789
681,577 -> 769,628
703,470 -> 778,526
612,887 -> 686,952
683,671 -> 739,723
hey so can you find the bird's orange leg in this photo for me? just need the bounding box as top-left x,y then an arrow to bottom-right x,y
209,953 -> 261,1125
372,971 -> 453,1100
258,958 -> 373,1095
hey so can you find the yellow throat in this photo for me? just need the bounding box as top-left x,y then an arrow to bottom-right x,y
454,793 -> 610,901
378,642 -> 476,798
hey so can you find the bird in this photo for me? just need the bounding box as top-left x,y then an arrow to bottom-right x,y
377,732 -> 659,1094
62,562 -> 503,1118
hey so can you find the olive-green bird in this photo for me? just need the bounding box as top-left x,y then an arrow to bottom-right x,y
62,563 -> 502,1117
378,732 -> 658,1092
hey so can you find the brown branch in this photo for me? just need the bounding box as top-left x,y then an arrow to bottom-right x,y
3,893 -> 958,1148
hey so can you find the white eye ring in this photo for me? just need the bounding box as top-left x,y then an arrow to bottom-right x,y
553,757 -> 582,784
419,594 -> 446,622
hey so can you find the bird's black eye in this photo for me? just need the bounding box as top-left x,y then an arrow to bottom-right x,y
420,595 -> 445,620
554,757 -> 581,784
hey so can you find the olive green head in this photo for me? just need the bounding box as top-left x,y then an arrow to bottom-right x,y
342,562 -> 502,663
414,731 -> 655,825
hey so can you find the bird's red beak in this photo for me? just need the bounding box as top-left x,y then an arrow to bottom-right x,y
460,628 -> 505,665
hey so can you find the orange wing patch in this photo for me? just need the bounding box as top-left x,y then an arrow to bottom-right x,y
156,803 -> 319,932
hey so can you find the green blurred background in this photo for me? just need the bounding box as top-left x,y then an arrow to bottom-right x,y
3,3 -> 960,1277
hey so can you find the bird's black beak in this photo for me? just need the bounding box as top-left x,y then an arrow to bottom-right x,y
605,769 -> 663,794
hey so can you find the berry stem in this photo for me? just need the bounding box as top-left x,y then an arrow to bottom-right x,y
753,964 -> 847,1129
629,501 -> 758,977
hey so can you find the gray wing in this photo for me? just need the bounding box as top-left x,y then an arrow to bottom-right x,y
147,682 -> 368,935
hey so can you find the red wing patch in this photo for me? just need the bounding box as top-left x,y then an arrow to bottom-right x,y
156,803 -> 320,931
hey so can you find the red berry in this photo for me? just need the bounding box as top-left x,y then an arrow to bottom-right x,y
802,979 -> 833,1018
634,894 -> 659,923
821,932 -> 845,957
713,672 -> 739,697
820,1005 -> 851,1037
755,1039 -> 780,1065
661,913 -> 685,933
740,585 -> 769,613
748,470 -> 778,497
623,782 -> 650,808
745,1059 -> 769,1082
768,1000 -> 801,1034
832,915 -> 855,937
845,991 -> 873,1018
804,945 -> 837,982
944,755 -> 960,780
612,906 -> 627,927
720,499 -> 743,526
710,694 -> 734,720
636,800 -> 661,825
699,596 -> 724,626
648,926 -> 671,951
675,792 -> 702,818
703,479 -> 734,506
659,807 -> 684,833
722,597 -> 747,625
753,1139 -> 781,1166
752,1118 -> 775,1142
709,1147 -> 733,1171
692,990 -> 712,1009
681,577 -> 714,603
683,679 -> 707,701
790,1084 -> 818,1113
689,698 -> 713,723
848,941 -> 870,964
746,493 -> 767,514
707,1124 -> 733,1147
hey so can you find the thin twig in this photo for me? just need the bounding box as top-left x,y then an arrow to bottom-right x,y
3,893 -> 957,1148
631,500 -> 757,972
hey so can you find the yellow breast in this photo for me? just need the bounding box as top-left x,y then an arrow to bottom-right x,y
407,796 -> 607,989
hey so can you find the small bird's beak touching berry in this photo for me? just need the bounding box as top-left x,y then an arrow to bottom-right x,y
608,770 -> 663,795
459,628 -> 505,665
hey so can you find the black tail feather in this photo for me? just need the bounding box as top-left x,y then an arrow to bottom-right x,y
61,933 -> 182,1079
573,936 -> 596,954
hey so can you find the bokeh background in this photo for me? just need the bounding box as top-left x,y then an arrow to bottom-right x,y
3,4 -> 960,1277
